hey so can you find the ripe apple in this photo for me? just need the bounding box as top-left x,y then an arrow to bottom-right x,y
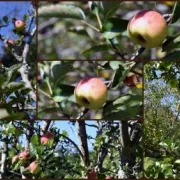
12,155 -> 19,164
128,10 -> 167,48
105,176 -> 113,179
40,132 -> 54,145
28,161 -> 40,174
14,20 -> 26,31
88,168 -> 97,179
7,39 -> 14,46
18,150 -> 30,160
74,77 -> 108,109
123,74 -> 140,87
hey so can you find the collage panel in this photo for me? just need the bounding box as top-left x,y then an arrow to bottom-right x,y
38,61 -> 142,120
144,60 -> 180,178
0,1 -> 37,120
38,1 -> 179,60
0,119 -> 142,179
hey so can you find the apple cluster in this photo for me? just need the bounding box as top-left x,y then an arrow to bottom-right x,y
11,132 -> 54,175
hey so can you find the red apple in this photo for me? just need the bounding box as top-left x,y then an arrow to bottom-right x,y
7,39 -> 14,46
18,150 -> 30,160
14,20 -> 26,31
88,168 -> 97,179
105,176 -> 113,179
40,132 -> 54,145
74,77 -> 108,109
28,161 -> 40,174
123,74 -> 140,87
12,155 -> 19,164
128,10 -> 167,48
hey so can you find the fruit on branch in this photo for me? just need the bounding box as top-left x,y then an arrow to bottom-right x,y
14,20 -> 26,31
28,161 -> 40,174
128,10 -> 167,48
105,176 -> 113,179
88,168 -> 97,179
18,150 -> 30,160
74,77 -> 108,109
123,74 -> 140,87
12,155 -> 19,164
7,39 -> 14,46
40,132 -> 54,145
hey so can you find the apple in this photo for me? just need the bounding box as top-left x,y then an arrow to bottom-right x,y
123,74 -> 140,87
7,39 -> 14,46
18,150 -> 30,160
88,168 -> 97,179
128,10 -> 167,48
105,176 -> 113,179
40,132 -> 54,145
14,20 -> 26,31
28,161 -> 40,174
74,77 -> 108,109
12,155 -> 19,164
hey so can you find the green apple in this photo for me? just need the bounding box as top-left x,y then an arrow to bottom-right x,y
128,10 -> 167,48
74,77 -> 108,109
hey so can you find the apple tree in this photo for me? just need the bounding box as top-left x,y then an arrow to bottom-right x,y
0,120 -> 142,179
0,2 -> 37,120
144,60 -> 180,178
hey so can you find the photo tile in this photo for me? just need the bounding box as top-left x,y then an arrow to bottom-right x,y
37,61 -> 143,120
38,1 -> 179,61
143,60 -> 180,179
0,1 -> 37,120
0,119 -> 143,179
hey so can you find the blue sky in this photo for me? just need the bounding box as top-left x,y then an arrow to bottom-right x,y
0,1 -> 32,53
48,120 -> 97,151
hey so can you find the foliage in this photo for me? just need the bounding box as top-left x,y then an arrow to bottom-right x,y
144,60 -> 180,178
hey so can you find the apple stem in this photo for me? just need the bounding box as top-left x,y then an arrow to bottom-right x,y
82,20 -> 100,32
95,9 -> 103,30
130,47 -> 145,61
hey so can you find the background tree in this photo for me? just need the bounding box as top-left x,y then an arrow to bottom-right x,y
144,60 -> 180,178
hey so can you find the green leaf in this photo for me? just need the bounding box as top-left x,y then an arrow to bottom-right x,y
103,94 -> 142,119
53,84 -> 75,100
99,2 -> 122,19
6,82 -> 25,92
3,16 -> 8,23
102,18 -> 128,39
38,4 -> 86,20
31,134 -> 39,146
50,62 -> 73,87
162,33 -> 180,52
111,65 -> 124,88
170,2 -> 180,24
162,50 -> 180,60
174,159 -> 180,164
81,44 -> 113,56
